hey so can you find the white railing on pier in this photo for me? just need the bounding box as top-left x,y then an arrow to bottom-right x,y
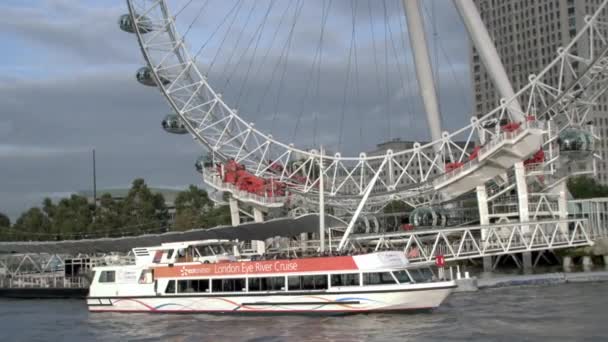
350,218 -> 600,264
0,275 -> 89,289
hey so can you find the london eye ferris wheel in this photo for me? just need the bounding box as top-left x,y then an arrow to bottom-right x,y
118,0 -> 607,243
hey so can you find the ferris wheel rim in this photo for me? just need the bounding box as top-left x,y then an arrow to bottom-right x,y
128,0 -> 606,163
125,0 -> 606,207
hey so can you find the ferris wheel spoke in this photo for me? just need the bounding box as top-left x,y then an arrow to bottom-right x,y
125,0 -> 608,207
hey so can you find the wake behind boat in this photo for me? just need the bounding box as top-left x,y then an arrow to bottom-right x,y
87,240 -> 455,314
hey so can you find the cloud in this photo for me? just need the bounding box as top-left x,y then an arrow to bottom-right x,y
0,1 -> 139,67
0,0 -> 473,219
0,144 -> 88,158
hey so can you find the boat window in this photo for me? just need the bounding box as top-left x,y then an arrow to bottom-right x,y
99,270 -> 115,283
211,278 -> 246,292
409,268 -> 435,283
288,275 -> 328,291
392,270 -> 411,284
177,279 -> 210,293
138,270 -> 154,284
248,276 -> 285,292
166,249 -> 174,259
362,272 -> 396,285
330,273 -> 360,287
152,250 -> 163,263
165,280 -> 176,294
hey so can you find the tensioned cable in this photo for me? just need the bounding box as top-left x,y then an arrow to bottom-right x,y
396,1 -> 417,127
292,0 -> 333,144
431,0 -> 441,114
368,1 -> 387,141
192,0 -> 242,66
206,0 -> 246,76
311,0 -> 333,148
215,1 -> 259,90
271,0 -> 313,138
386,1 -> 414,132
352,3 -> 363,152
338,0 -> 359,151
237,1 -> 294,107
174,0 -> 196,18
383,0 -> 392,140
422,2 -> 472,112
179,0 -> 209,39
253,0 -> 303,135
222,0 -> 275,94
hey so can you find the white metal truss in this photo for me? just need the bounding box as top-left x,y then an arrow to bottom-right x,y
125,0 -> 608,213
350,218 -> 600,264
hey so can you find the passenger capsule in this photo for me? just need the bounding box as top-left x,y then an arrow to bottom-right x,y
195,155 -> 215,174
162,114 -> 188,134
558,127 -> 595,160
118,14 -> 153,34
136,66 -> 170,87
409,207 -> 448,228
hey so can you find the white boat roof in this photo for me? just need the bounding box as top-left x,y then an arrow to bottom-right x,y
0,214 -> 346,254
158,239 -> 234,249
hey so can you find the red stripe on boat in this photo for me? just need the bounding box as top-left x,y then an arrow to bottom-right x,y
154,256 -> 358,278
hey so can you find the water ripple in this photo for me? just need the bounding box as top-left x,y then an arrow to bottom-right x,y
1,282 -> 607,341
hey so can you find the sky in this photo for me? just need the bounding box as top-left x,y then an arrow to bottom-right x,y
0,0 -> 472,221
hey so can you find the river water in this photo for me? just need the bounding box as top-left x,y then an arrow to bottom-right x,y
1,282 -> 606,341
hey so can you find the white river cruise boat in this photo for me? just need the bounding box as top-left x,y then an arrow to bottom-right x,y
87,240 -> 456,314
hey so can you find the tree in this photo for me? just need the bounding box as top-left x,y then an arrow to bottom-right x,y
89,194 -> 124,237
568,176 -> 608,199
173,185 -> 230,230
0,212 -> 10,228
49,195 -> 94,239
13,207 -> 52,241
121,178 -> 169,233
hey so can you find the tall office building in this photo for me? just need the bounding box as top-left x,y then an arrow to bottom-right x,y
470,0 -> 608,184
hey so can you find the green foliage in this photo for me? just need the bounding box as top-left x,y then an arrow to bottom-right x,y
174,185 -> 230,230
0,212 -> 10,228
12,207 -> 53,241
0,179 -> 231,241
120,178 -> 169,231
567,176 -> 608,199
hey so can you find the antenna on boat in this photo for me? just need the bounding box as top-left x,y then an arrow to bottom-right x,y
319,146 -> 325,253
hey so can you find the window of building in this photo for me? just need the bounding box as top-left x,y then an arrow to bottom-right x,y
178,279 -> 210,293
288,275 -> 328,291
330,273 -> 360,287
211,278 -> 246,292
248,276 -> 285,292
165,280 -> 176,294
99,270 -> 115,283
362,272 -> 396,285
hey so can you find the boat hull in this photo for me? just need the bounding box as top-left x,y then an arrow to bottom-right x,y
88,283 -> 455,314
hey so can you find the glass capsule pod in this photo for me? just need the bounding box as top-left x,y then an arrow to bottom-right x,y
557,127 -> 595,160
118,14 -> 153,34
136,66 -> 170,87
162,114 -> 188,134
195,155 -> 215,174
409,207 -> 448,228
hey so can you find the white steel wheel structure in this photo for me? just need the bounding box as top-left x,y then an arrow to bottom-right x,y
122,1 -> 608,223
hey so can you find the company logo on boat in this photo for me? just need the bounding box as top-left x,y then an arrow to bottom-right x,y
155,257 -> 358,278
